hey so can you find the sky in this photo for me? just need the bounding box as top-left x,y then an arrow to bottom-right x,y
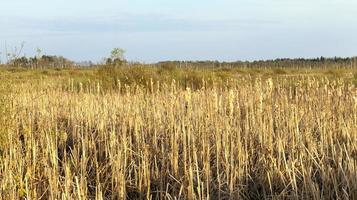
0,0 -> 357,63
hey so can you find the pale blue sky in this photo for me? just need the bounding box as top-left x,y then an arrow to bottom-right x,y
1,0 -> 357,62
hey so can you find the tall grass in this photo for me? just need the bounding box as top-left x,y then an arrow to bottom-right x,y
0,67 -> 357,199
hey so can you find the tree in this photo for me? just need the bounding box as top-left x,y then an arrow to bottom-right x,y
111,48 -> 125,60
106,48 -> 126,66
36,48 -> 42,58
5,42 -> 25,66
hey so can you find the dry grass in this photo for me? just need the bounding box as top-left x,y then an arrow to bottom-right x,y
1,68 -> 357,199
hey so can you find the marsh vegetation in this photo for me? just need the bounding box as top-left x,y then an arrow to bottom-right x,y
0,64 -> 357,199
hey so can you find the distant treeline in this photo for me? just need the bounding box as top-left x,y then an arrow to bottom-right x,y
158,57 -> 357,69
3,55 -> 357,69
6,55 -> 75,69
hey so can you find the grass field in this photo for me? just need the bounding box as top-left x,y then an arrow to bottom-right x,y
1,66 -> 357,199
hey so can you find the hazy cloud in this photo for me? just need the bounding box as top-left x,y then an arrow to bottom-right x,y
1,14 -> 280,35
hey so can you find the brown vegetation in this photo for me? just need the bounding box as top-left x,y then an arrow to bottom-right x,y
0,66 -> 357,199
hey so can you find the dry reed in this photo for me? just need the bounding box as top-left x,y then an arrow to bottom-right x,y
0,75 -> 357,199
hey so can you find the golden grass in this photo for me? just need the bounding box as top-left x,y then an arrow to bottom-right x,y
0,68 -> 357,199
